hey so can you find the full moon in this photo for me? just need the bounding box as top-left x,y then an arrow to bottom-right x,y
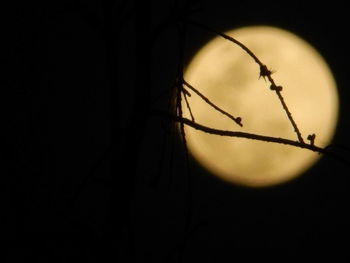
182,26 -> 338,187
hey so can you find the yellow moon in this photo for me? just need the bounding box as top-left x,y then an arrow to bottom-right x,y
182,26 -> 338,188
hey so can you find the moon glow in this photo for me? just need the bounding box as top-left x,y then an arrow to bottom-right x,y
183,26 -> 338,187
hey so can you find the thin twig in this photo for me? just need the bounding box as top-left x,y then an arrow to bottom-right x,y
187,19 -> 262,65
153,110 -> 324,153
183,79 -> 242,127
187,19 -> 304,143
153,109 -> 350,169
182,89 -> 195,122
275,88 -> 304,143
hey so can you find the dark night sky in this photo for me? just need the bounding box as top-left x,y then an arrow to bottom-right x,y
3,0 -> 350,262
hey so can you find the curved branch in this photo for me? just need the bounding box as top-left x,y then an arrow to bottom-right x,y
153,110 -> 325,153
187,19 -> 262,65
187,19 -> 304,143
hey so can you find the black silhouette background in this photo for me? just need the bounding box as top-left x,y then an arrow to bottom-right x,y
3,0 -> 350,262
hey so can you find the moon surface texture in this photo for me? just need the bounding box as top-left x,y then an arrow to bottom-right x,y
182,26 -> 338,187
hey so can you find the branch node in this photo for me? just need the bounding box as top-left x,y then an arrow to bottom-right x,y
307,133 -> 316,146
259,64 -> 272,80
270,84 -> 283,92
236,117 -> 242,126
182,87 -> 191,97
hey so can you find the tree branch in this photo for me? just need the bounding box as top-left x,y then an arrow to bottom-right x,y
183,79 -> 242,127
187,19 -> 305,143
153,110 -> 325,154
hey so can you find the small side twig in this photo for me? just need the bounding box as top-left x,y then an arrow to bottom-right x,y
183,79 -> 242,127
182,89 -> 195,122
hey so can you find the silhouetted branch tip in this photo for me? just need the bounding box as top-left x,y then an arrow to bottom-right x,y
183,90 -> 195,122
182,79 -> 243,127
307,133 -> 316,146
